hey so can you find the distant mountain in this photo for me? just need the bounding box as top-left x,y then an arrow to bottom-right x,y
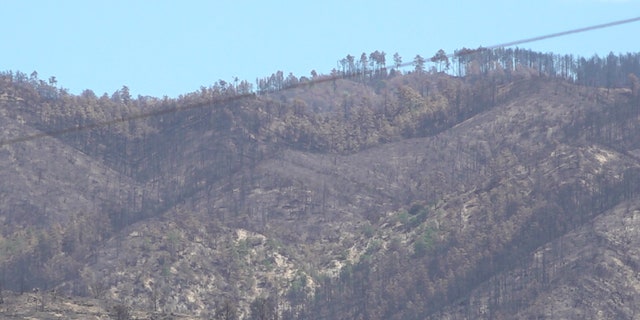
1,49 -> 639,319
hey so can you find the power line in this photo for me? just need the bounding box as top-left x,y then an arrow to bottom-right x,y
0,92 -> 256,146
1,16 -> 639,147
485,16 -> 640,51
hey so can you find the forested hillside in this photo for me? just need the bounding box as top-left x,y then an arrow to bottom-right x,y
1,48 -> 640,319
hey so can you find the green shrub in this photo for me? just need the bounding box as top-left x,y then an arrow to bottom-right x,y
397,211 -> 410,224
362,223 -> 375,237
413,227 -> 435,257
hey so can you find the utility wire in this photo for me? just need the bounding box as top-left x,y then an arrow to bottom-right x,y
485,16 -> 640,51
1,16 -> 639,147
1,93 -> 256,146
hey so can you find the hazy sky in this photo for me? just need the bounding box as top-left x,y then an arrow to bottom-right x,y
4,0 -> 640,98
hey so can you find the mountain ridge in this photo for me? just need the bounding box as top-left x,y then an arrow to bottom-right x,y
1,50 -> 640,318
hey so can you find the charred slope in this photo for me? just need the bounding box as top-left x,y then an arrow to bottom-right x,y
0,70 -> 490,306
0,69 -> 510,251
293,81 -> 640,319
68,80 -> 640,318
0,115 -> 154,293
2,71 -> 640,319
428,198 -> 640,320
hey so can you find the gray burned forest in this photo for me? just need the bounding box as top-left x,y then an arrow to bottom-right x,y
1,48 -> 640,319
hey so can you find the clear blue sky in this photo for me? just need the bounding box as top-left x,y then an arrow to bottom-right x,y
4,0 -> 640,98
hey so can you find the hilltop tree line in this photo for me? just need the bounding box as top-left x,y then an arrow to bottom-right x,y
3,47 -> 639,102
254,48 -> 640,94
449,47 -> 640,89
